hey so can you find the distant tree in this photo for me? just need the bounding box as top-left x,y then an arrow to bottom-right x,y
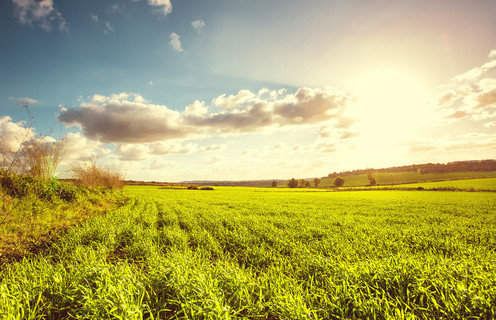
299,179 -> 310,188
333,176 -> 345,187
287,178 -> 298,188
313,177 -> 321,187
367,172 -> 377,186
271,180 -> 277,187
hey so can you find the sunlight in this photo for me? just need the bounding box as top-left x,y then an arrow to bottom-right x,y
351,67 -> 431,146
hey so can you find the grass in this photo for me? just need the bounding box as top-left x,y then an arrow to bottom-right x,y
1,186 -> 495,319
318,171 -> 496,187
398,178 -> 496,191
0,184 -> 126,266
1,106 -> 126,267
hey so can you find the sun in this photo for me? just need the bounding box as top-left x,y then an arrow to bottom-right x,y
345,67 -> 432,165
351,67 -> 431,140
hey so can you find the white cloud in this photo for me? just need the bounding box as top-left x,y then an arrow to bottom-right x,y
0,116 -> 33,152
116,144 -> 150,161
149,141 -> 198,155
489,49 -> 496,59
147,0 -> 172,16
9,97 -> 39,105
452,60 -> 496,82
104,21 -> 114,34
183,100 -> 208,116
62,132 -> 107,161
191,19 -> 205,31
169,32 -> 183,53
11,0 -> 67,32
212,89 -> 257,111
90,13 -> 98,22
58,87 -> 352,144
436,49 -> 496,122
58,93 -> 188,143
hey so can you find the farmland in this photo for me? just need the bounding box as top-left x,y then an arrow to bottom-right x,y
318,171 -> 496,188
1,186 -> 495,319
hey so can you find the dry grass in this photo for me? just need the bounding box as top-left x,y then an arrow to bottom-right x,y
1,104 -> 66,223
71,160 -> 124,189
0,104 -> 66,179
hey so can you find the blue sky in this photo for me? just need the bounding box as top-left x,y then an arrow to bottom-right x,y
1,0 -> 496,181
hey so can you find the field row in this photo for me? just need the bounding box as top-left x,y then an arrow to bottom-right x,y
318,171 -> 496,188
1,187 -> 495,319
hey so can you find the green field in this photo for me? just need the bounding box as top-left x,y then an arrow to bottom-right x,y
319,171 -> 496,187
398,178 -> 496,191
1,186 -> 496,319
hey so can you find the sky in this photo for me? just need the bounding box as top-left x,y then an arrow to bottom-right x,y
1,0 -> 496,182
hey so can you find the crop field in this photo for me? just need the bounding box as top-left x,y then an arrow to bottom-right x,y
318,171 -> 496,187
1,186 -> 496,319
397,178 -> 496,191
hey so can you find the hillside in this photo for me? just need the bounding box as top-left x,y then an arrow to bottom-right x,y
183,160 -> 496,188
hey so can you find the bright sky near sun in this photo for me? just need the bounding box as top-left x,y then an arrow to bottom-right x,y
1,0 -> 496,181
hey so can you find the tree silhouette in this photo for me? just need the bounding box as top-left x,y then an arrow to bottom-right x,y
367,173 -> 377,186
333,176 -> 344,187
313,177 -> 321,187
287,178 -> 298,188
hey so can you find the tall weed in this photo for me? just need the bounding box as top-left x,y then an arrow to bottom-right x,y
71,159 -> 124,189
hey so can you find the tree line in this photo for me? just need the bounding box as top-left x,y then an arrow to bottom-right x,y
327,160 -> 496,178
274,174 -> 377,188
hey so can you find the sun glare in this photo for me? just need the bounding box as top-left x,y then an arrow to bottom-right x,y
344,67 -> 432,165
351,67 -> 431,141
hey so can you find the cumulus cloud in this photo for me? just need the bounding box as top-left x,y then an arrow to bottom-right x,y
0,116 -> 33,151
183,100 -> 208,116
169,32 -> 183,52
191,19 -> 205,31
113,141 -> 197,161
189,87 -> 350,134
11,0 -> 67,31
58,87 -> 351,144
116,144 -> 150,161
471,78 -> 496,109
58,93 -> 189,143
62,132 -> 107,161
452,52 -> 496,82
149,141 -> 197,155
212,90 -> 257,111
147,0 -> 172,16
436,49 -> 496,122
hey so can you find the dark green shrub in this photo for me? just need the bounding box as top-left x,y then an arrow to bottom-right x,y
333,176 -> 345,187
287,178 -> 298,188
0,173 -> 36,198
58,183 -> 80,202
